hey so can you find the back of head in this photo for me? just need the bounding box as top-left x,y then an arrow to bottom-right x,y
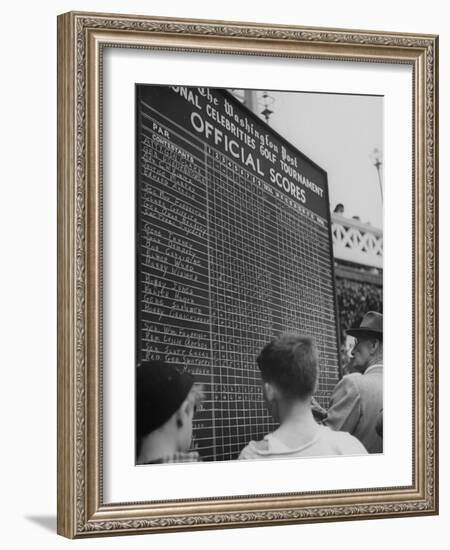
136,360 -> 194,440
257,333 -> 318,400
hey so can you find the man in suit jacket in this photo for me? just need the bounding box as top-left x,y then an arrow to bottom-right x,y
325,311 -> 383,453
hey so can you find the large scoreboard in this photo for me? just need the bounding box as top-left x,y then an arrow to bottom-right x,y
136,85 -> 340,461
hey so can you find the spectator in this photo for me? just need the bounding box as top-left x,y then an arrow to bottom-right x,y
238,334 -> 367,459
136,361 -> 203,464
325,312 -> 383,453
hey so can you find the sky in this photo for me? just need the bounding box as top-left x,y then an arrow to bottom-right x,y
244,90 -> 383,228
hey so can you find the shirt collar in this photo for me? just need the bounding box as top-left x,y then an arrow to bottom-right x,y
365,363 -> 383,374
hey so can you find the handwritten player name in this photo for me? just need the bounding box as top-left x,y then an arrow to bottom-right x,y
142,283 -> 169,299
143,333 -> 209,351
142,292 -> 203,314
163,347 -> 210,359
140,344 -> 212,362
143,260 -> 200,282
142,194 -> 203,224
142,200 -> 207,239
144,255 -> 197,274
143,133 -> 194,164
142,224 -> 162,240
168,233 -> 194,253
142,277 -> 197,298
144,352 -> 211,367
143,323 -> 209,343
143,305 -> 206,324
169,252 -> 201,268
142,227 -> 204,258
142,136 -> 205,181
142,155 -> 206,185
142,293 -> 197,307
167,357 -> 211,368
141,237 -> 202,269
142,185 -> 206,222
141,164 -> 200,200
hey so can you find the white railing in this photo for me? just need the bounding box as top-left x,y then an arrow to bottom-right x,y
331,213 -> 383,269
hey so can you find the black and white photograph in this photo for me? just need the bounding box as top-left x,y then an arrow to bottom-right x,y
135,84 -> 383,465
0,0 -> 443,545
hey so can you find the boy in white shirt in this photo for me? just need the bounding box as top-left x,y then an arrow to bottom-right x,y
239,334 -> 367,460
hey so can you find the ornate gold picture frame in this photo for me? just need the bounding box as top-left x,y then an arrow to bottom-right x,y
57,11 -> 438,538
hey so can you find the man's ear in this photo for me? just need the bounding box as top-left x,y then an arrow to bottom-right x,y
264,381 -> 276,402
175,409 -> 183,429
175,398 -> 191,429
369,338 -> 380,354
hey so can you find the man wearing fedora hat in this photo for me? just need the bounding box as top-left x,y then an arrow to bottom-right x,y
325,311 -> 383,453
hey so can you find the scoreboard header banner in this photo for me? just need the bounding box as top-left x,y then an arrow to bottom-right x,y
140,85 -> 329,220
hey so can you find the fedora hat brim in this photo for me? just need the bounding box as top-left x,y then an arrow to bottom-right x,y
346,327 -> 382,338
